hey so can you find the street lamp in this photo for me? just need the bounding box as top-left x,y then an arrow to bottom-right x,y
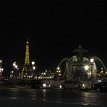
12,62 -> 19,86
13,62 -> 19,70
12,62 -> 19,78
32,66 -> 36,70
90,58 -> 94,88
32,61 -> 35,65
57,66 -> 60,70
31,61 -> 36,79
56,66 -> 61,80
56,66 -> 61,73
90,58 -> 94,63
84,65 -> 89,71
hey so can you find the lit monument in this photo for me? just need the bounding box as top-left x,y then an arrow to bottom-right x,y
20,40 -> 35,79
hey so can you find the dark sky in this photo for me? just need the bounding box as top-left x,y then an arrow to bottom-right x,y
0,0 -> 106,72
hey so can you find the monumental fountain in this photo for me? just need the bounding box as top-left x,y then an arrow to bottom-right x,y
56,45 -> 107,87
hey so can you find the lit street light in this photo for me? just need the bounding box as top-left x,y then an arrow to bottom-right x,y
12,62 -> 19,78
32,66 -> 36,70
13,62 -> 19,70
90,58 -> 94,63
90,58 -> 95,88
84,65 -> 89,71
31,61 -> 36,79
56,66 -> 62,80
57,66 -> 60,70
32,61 -> 35,65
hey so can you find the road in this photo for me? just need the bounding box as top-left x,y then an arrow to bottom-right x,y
0,87 -> 107,107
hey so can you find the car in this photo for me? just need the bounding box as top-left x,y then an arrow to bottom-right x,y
61,80 -> 88,91
46,80 -> 64,89
94,81 -> 107,92
29,79 -> 51,89
29,80 -> 44,89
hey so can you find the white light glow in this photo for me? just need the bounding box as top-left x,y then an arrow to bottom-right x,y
90,58 -> 94,63
84,65 -> 89,70
32,61 -> 35,65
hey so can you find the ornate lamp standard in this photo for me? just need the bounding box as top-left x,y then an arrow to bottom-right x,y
12,62 -> 19,86
13,62 -> 19,78
90,58 -> 94,88
56,66 -> 61,80
31,61 -> 36,79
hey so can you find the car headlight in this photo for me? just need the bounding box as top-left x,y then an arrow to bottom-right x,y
82,84 -> 87,88
43,83 -> 47,88
59,85 -> 62,89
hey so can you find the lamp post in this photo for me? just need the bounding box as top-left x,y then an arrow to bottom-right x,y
13,62 -> 19,78
90,58 -> 94,88
56,66 -> 61,80
32,61 -> 35,65
12,62 -> 19,86
32,61 -> 36,79
84,65 -> 89,71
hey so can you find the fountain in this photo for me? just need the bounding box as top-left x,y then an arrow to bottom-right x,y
55,45 -> 107,88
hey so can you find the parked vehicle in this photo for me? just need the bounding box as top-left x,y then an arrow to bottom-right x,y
61,80 -> 88,91
29,80 -> 44,88
94,81 -> 107,92
48,80 -> 63,89
29,79 -> 51,89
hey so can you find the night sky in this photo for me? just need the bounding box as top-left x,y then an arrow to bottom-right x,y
0,0 -> 106,72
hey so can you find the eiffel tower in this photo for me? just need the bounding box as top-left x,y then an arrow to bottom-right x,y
20,39 -> 32,79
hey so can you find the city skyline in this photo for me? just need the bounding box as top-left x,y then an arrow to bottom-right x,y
1,39 -> 107,73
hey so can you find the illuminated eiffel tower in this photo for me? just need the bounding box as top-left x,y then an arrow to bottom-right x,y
21,39 -> 32,79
